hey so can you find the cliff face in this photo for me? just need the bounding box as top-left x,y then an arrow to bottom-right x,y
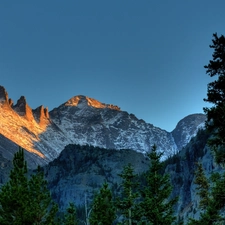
0,86 -> 51,167
163,129 -> 223,223
44,144 -> 150,210
44,129 -> 221,224
171,113 -> 206,150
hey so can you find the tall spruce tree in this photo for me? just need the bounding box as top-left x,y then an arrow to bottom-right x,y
28,165 -> 59,225
116,163 -> 139,225
138,144 -> 177,225
0,147 -> 59,225
188,163 -> 225,224
89,182 -> 116,225
64,202 -> 78,225
194,163 -> 210,209
0,147 -> 32,224
203,33 -> 225,164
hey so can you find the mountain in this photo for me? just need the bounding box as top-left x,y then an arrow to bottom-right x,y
171,113 -> 206,150
0,85 -> 206,167
45,144 -> 150,209
0,85 -> 218,223
44,129 -> 220,223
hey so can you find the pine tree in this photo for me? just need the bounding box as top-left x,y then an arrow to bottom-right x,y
203,33 -> 225,164
0,147 -> 59,225
188,164 -> 225,224
28,165 -> 60,225
194,163 -> 210,209
64,203 -> 78,225
89,182 -> 116,225
138,144 -> 177,225
0,147 -> 31,224
116,163 -> 139,225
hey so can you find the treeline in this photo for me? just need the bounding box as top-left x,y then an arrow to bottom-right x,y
1,142 -> 225,224
0,145 -> 178,225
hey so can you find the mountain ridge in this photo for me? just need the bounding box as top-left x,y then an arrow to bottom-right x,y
0,85 -> 206,168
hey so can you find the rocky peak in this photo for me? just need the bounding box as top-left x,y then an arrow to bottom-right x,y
8,98 -> 13,107
0,86 -> 9,104
65,95 -> 120,110
13,96 -> 34,121
33,105 -> 50,124
0,86 -> 14,107
172,113 -> 206,150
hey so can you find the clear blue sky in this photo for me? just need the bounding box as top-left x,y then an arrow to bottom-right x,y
1,1 -> 224,131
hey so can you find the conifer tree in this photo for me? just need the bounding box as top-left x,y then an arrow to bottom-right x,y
0,147 -> 31,224
64,203 -> 78,225
194,163 -> 210,209
89,182 -> 116,225
188,32 -> 225,224
0,147 -> 59,225
116,163 -> 139,225
203,33 -> 225,164
29,165 -> 60,225
188,163 -> 225,224
138,144 -> 177,225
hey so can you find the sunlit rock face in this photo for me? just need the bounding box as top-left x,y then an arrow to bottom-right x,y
33,105 -> 50,127
0,86 -> 9,102
50,97 -> 178,159
0,85 -> 206,168
65,95 -> 121,110
0,86 -> 50,164
13,96 -> 35,121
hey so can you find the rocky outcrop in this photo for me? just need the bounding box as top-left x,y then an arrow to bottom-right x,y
13,96 -> 35,121
0,86 -> 9,102
33,105 -> 50,125
172,114 -> 206,150
44,144 -> 149,210
65,95 -> 121,110
0,86 -> 13,107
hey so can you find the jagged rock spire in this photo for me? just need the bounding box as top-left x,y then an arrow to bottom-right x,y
0,86 -> 14,106
33,105 -> 49,124
0,85 -> 9,103
13,96 -> 34,121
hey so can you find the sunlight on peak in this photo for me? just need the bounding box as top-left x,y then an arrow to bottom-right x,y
65,96 -> 81,106
65,96 -> 121,110
0,104 -> 46,158
65,96 -> 105,108
87,97 -> 106,108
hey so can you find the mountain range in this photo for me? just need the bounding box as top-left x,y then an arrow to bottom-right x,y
0,84 -> 219,223
0,85 -> 206,168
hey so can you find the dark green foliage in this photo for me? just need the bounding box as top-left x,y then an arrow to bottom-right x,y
210,172 -> 225,212
203,33 -> 225,164
89,182 -> 116,225
193,163 -> 210,209
116,163 -> 139,225
188,32 -> 225,224
137,144 -> 177,225
29,165 -> 60,224
64,203 -> 78,225
0,147 -> 30,224
188,164 -> 225,224
0,147 -> 59,225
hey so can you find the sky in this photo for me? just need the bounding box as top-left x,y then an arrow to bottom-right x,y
1,1 -> 225,132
